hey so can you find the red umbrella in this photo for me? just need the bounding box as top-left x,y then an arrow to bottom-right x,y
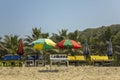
57,39 -> 81,49
17,39 -> 24,55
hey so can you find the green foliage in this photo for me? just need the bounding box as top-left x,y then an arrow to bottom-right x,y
0,35 -> 20,55
0,24 -> 120,64
113,31 -> 120,45
25,27 -> 49,43
58,29 -> 68,39
68,30 -> 81,41
50,33 -> 62,42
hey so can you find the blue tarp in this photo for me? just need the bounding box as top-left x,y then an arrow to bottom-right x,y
3,55 -> 21,60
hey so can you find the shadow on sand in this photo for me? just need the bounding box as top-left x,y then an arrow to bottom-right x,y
38,70 -> 59,72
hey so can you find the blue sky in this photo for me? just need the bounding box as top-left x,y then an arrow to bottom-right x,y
0,0 -> 120,37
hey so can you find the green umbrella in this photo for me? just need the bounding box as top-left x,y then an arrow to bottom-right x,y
31,38 -> 56,50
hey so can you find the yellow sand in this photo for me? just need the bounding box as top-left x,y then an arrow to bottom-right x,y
0,65 -> 119,80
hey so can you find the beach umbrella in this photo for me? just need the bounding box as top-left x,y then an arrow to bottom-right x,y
31,39 -> 56,66
17,39 -> 24,55
83,40 -> 90,56
31,38 -> 56,50
107,39 -> 113,56
57,39 -> 81,49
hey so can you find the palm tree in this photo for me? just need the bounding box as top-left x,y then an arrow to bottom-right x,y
50,33 -> 61,43
0,36 -> 4,58
59,29 -> 68,40
25,27 -> 49,43
1,35 -> 20,55
68,30 -> 81,41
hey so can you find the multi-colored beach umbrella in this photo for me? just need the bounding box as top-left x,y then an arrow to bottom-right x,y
17,39 -> 24,55
31,38 -> 56,50
83,40 -> 90,56
57,39 -> 81,49
107,39 -> 113,56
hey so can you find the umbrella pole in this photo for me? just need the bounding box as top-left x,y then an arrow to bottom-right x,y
40,50 -> 45,66
44,51 -> 46,66
50,60 -> 52,71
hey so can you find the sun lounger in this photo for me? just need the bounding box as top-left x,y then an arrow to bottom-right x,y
90,55 -> 113,66
68,55 -> 87,66
25,55 -> 45,67
68,55 -> 86,61
68,56 -> 76,61
0,55 -> 23,67
90,55 -> 109,61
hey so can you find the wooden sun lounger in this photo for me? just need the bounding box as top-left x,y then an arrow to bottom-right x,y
90,55 -> 114,66
0,60 -> 23,67
0,55 -> 23,67
68,55 -> 87,66
68,55 -> 86,61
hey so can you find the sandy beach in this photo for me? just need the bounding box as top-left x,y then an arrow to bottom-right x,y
0,65 -> 120,80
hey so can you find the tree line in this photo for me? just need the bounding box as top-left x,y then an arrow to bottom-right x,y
0,24 -> 120,59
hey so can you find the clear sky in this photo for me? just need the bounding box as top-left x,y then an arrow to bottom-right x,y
0,0 -> 120,37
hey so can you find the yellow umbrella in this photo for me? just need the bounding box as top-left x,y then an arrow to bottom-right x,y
31,39 -> 56,50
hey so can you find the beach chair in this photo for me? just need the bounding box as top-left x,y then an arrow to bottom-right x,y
1,55 -> 23,67
68,55 -> 87,66
68,56 -> 76,61
90,55 -> 108,61
50,54 -> 69,67
25,55 -> 45,67
25,55 -> 35,67
35,55 -> 45,66
75,56 -> 86,61
90,55 -> 112,66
